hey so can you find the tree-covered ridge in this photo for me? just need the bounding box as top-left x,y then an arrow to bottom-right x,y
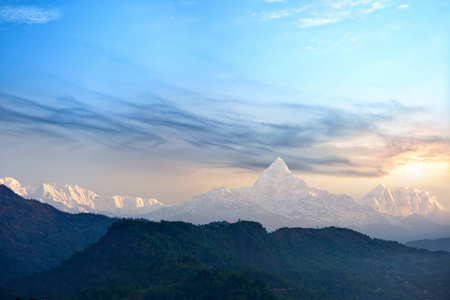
0,184 -> 115,284
3,219 -> 449,300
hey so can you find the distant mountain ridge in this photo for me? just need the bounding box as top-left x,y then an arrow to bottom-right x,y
146,158 -> 386,229
143,158 -> 449,241
405,237 -> 450,252
359,183 -> 445,217
0,177 -> 163,217
2,158 -> 448,242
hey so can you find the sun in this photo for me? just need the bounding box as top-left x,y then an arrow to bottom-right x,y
386,159 -> 449,186
400,162 -> 429,182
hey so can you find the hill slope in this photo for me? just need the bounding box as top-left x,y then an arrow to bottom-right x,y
405,237 -> 450,252
0,185 -> 115,284
3,219 -> 449,300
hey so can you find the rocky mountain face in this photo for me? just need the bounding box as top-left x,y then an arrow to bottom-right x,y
0,177 -> 34,196
359,183 -> 445,217
359,183 -> 449,226
0,177 -> 163,217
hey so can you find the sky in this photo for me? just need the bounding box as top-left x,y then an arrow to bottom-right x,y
0,0 -> 449,207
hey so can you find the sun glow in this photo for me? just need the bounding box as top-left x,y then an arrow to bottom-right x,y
386,159 -> 449,186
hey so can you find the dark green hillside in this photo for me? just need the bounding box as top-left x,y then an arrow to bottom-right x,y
3,219 -> 449,300
0,185 -> 114,284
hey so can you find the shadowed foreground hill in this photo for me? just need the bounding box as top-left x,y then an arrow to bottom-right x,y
0,185 -> 115,284
3,219 -> 450,300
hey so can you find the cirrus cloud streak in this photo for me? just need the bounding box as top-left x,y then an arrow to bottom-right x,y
0,5 -> 61,24
1,89 -> 448,179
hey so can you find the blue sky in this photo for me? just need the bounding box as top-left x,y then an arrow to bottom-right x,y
0,0 -> 449,205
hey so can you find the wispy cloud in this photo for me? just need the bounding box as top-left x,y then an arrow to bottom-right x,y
264,9 -> 291,20
298,0 -> 392,28
1,90 -> 447,178
397,4 -> 409,9
298,11 -> 351,28
253,0 -> 393,28
361,1 -> 386,13
0,5 -> 61,24
252,6 -> 308,21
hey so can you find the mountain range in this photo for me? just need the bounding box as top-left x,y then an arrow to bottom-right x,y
0,177 -> 449,299
145,158 -> 385,229
2,158 -> 449,242
360,183 -> 445,216
143,158 -> 449,242
0,177 -> 163,217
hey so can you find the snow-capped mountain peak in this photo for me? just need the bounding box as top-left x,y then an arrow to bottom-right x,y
31,183 -> 99,213
0,177 -> 34,196
146,158 -> 384,230
254,157 -> 291,180
359,185 -> 445,217
253,157 -> 307,195
371,183 -> 386,193
0,177 -> 163,217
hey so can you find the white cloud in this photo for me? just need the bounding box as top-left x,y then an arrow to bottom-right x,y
265,0 -> 285,2
295,0 -> 393,29
298,10 -> 350,28
255,6 -> 308,21
397,4 -> 409,9
362,2 -> 385,13
265,9 -> 291,19
0,5 -> 61,24
299,18 -> 333,28
305,46 -> 315,50
254,0 -> 393,27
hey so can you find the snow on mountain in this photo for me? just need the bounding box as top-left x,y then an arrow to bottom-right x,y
2,158 -> 448,241
359,184 -> 445,217
0,177 -> 35,196
252,157 -> 307,196
146,157 -> 387,230
30,183 -> 99,214
0,177 -> 163,217
94,195 -> 162,217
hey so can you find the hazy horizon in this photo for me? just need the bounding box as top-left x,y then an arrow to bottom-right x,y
1,0 -> 449,207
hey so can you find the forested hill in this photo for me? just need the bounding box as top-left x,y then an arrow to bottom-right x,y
3,219 -> 449,300
0,185 -> 115,284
